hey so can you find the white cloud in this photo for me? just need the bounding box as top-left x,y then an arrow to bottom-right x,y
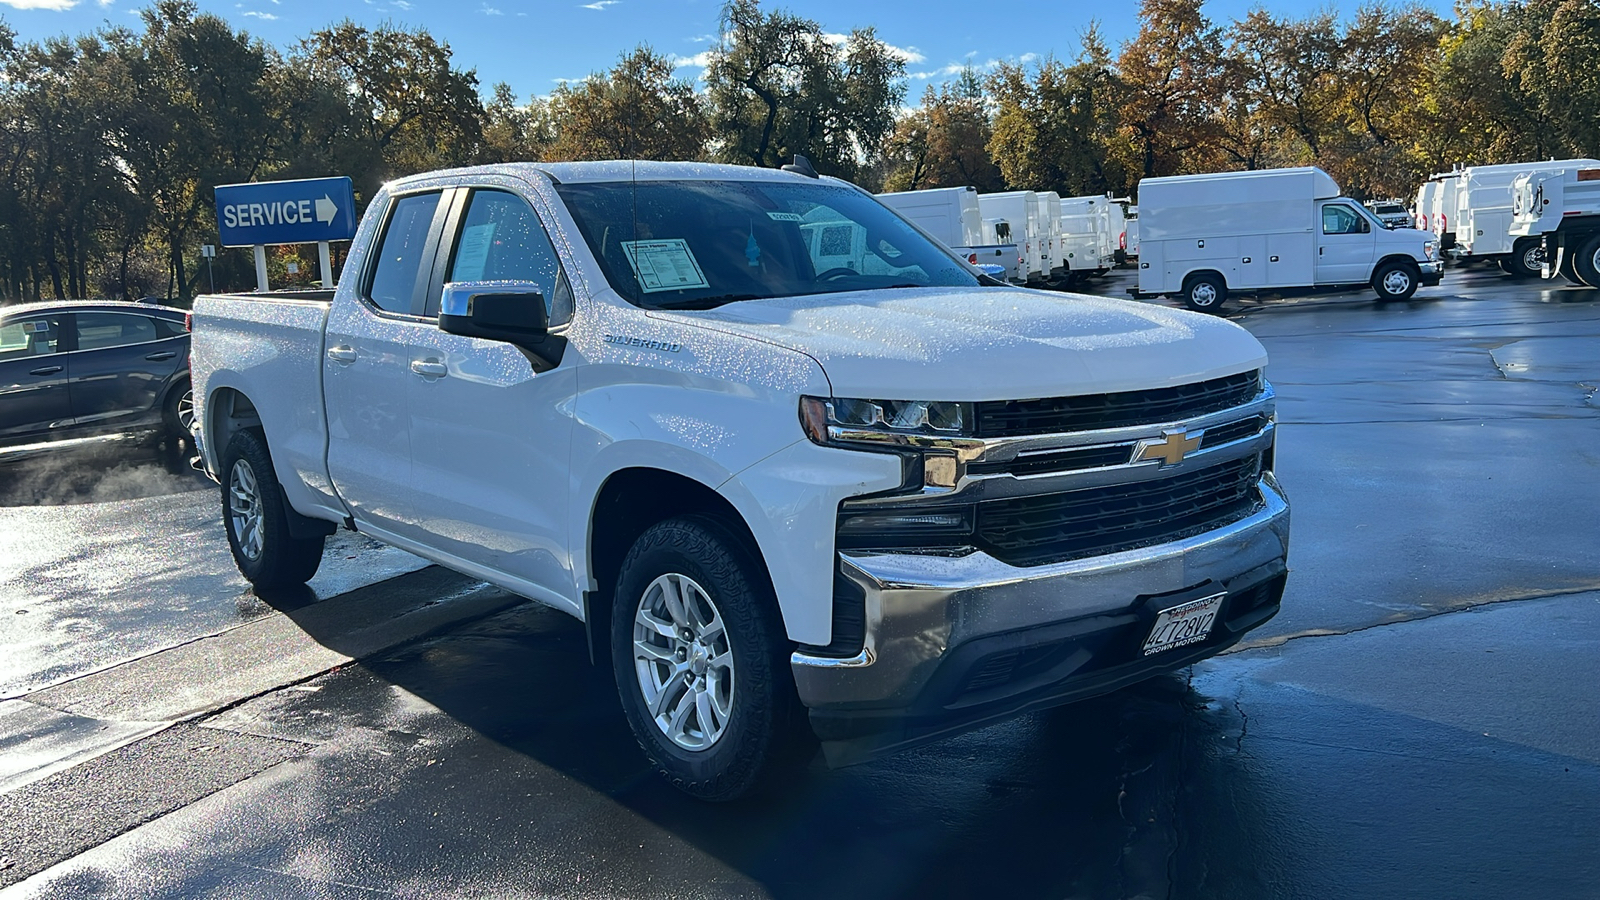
0,0 -> 79,9
480,3 -> 502,12
391,0 -> 411,7
580,0 -> 619,8
819,32 -> 925,64
688,33 -> 716,43
670,50 -> 713,69
97,0 -> 113,7
240,9 -> 277,18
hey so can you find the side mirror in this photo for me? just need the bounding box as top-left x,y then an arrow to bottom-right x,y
439,281 -> 549,345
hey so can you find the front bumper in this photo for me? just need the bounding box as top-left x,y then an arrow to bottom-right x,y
791,475 -> 1289,765
1419,260 -> 1443,286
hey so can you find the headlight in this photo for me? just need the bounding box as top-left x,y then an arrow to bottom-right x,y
1424,240 -> 1438,260
800,396 -> 973,442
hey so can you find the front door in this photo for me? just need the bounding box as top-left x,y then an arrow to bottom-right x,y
402,186 -> 577,606
1316,202 -> 1376,285
0,312 -> 71,442
324,189 -> 450,537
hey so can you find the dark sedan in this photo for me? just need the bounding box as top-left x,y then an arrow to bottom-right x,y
0,301 -> 192,447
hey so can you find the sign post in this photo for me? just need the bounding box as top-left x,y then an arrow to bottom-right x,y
213,176 -> 358,292
200,243 -> 216,294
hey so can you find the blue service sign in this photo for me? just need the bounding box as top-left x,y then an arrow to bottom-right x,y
214,176 -> 357,247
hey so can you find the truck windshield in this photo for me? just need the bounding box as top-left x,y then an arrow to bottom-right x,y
554,179 -> 978,309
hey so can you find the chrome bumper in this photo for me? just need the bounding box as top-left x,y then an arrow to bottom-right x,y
791,475 -> 1290,761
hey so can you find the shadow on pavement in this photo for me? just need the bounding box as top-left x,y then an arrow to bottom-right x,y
0,431 -> 208,507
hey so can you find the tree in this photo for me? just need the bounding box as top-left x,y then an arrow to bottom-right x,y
1220,10 -> 1343,167
988,33 -> 1126,196
1114,0 -> 1226,180
882,67 -> 1004,192
704,0 -> 905,184
1504,0 -> 1600,159
546,46 -> 708,161
481,82 -> 555,163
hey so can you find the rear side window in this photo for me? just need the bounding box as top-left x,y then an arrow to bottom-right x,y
76,313 -> 159,351
440,190 -> 570,325
368,192 -> 444,315
0,316 -> 62,359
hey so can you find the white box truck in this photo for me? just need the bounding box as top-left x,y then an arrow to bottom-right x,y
877,186 -> 1025,283
1452,158 -> 1600,276
1124,205 -> 1141,259
1104,196 -> 1133,264
1511,164 -> 1600,287
1038,191 -> 1066,280
1133,167 -> 1442,312
978,191 -> 1047,283
1060,196 -> 1114,276
1414,172 -> 1459,252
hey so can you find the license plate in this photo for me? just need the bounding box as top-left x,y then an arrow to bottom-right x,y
1141,591 -> 1226,656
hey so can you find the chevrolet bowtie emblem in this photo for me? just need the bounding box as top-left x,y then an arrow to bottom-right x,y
1135,428 -> 1205,466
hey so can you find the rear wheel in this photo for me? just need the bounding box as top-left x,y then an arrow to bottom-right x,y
1572,235 -> 1600,288
611,515 -> 810,801
163,381 -> 194,439
1181,273 -> 1227,313
221,429 -> 325,589
1372,260 -> 1419,302
1508,239 -> 1543,278
1558,247 -> 1587,285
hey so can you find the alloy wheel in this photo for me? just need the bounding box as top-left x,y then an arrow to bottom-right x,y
228,459 -> 265,561
632,572 -> 735,751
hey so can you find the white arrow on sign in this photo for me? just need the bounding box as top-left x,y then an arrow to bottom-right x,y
315,195 -> 338,225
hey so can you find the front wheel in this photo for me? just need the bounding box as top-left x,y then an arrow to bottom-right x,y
611,516 -> 810,801
1372,261 -> 1419,302
1508,240 -> 1543,279
1182,273 -> 1227,313
221,429 -> 325,589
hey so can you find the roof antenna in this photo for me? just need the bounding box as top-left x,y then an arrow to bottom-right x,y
781,155 -> 819,178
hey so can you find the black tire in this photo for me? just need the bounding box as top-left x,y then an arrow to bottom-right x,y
1495,258 -> 1515,275
610,515 -> 810,802
1572,235 -> 1600,289
1558,247 -> 1588,286
1507,239 -> 1543,279
162,380 -> 193,439
1182,273 -> 1227,313
1372,260 -> 1419,302
220,429 -> 324,589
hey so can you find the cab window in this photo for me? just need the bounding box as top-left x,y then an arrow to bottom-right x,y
1322,204 -> 1366,235
368,192 -> 444,315
438,189 -> 571,325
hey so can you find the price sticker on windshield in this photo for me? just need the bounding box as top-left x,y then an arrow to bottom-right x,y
622,239 -> 709,293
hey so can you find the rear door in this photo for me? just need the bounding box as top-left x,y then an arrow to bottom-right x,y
68,311 -> 185,430
324,188 -> 453,538
398,182 -> 578,605
0,312 -> 71,442
1315,202 -> 1376,285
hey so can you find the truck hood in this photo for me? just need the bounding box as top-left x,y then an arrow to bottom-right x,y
648,287 -> 1267,400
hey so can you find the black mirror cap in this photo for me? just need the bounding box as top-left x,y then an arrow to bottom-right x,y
438,281 -> 550,345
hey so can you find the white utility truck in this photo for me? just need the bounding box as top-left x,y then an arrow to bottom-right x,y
1453,158 -> 1600,276
876,186 -> 1024,283
1104,196 -> 1133,264
1511,164 -> 1600,287
1133,166 -> 1441,312
977,191 -> 1048,283
1414,172 -> 1459,252
1059,195 -> 1114,276
1038,191 -> 1066,280
1123,205 -> 1141,259
191,159 -> 1290,801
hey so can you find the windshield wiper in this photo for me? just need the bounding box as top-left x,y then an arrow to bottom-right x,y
648,294 -> 763,310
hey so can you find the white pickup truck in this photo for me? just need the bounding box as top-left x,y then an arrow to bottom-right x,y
191,160 -> 1291,801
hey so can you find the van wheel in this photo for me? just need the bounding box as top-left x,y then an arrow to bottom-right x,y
1372,261 -> 1419,301
1182,274 -> 1227,313
1508,240 -> 1544,278
1573,235 -> 1600,288
611,516 -> 810,802
221,429 -> 325,589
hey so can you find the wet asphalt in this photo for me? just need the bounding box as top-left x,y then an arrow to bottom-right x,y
0,262 -> 1597,898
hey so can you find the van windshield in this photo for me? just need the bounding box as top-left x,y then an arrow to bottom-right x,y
554,179 -> 979,309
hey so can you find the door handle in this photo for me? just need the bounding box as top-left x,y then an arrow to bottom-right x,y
145,351 -> 177,361
327,346 -> 357,364
29,365 -> 63,376
410,359 -> 448,378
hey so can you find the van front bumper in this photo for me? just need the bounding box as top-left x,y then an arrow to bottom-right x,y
791,475 -> 1290,765
1419,260 -> 1443,286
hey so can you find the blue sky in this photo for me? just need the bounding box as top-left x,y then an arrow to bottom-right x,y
1,0 -> 1452,100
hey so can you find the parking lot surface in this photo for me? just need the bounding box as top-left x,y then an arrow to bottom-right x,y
1,262 -> 1596,898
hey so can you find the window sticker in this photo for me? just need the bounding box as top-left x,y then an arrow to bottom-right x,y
621,239 -> 710,293
767,211 -> 803,222
453,223 -> 497,281
22,320 -> 49,334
